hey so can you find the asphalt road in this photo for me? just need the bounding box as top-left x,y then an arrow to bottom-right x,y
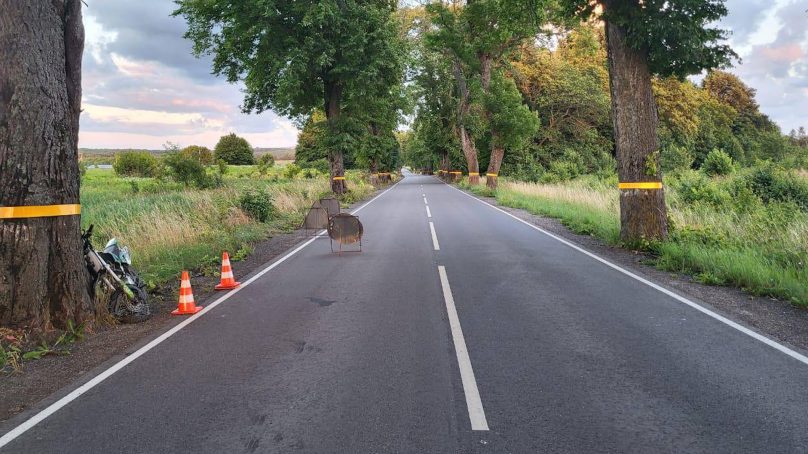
3,172 -> 808,453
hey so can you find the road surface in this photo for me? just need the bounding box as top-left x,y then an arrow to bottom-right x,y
2,172 -> 808,453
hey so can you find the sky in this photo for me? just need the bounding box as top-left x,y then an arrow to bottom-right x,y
78,0 -> 808,149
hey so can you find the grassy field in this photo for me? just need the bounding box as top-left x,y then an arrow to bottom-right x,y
79,147 -> 295,165
81,163 -> 375,286
461,171 -> 808,307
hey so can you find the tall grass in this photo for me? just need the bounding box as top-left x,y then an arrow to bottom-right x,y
463,175 -> 808,307
80,167 -> 374,284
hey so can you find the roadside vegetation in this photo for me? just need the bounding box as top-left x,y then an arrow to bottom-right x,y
461,164 -> 808,307
82,151 -> 375,286
400,15 -> 808,309
2,147 -> 380,372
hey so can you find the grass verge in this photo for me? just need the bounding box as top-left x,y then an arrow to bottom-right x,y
81,166 -> 377,285
459,176 -> 808,307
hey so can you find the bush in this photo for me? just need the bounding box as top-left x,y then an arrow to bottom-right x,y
214,133 -> 255,165
701,148 -> 734,176
163,152 -> 218,188
217,159 -> 229,175
181,145 -> 214,165
113,151 -> 159,177
257,154 -> 275,175
239,189 -> 274,222
282,163 -> 302,179
301,167 -> 322,179
660,144 -> 694,173
747,165 -> 808,210
671,170 -> 731,207
300,158 -> 330,174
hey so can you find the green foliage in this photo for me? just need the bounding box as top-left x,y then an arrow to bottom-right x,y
503,26 -> 614,178
295,110 -> 329,165
239,189 -> 274,222
702,148 -> 734,176
564,0 -> 736,78
670,170 -> 731,207
217,159 -> 229,175
113,151 -> 159,177
175,0 -> 401,116
214,133 -> 255,165
282,163 -> 302,179
256,154 -> 275,175
163,152 -> 220,188
484,73 -> 540,152
746,165 -> 808,211
300,158 -> 330,175
180,145 -> 214,165
660,144 -> 695,173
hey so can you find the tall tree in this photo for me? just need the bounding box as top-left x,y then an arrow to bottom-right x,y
428,0 -> 549,186
563,0 -> 735,241
174,0 -> 401,194
0,1 -> 92,330
402,5 -> 460,175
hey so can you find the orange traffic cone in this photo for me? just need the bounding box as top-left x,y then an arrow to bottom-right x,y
171,271 -> 203,315
214,251 -> 241,291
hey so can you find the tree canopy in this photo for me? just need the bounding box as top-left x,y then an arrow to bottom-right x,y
562,0 -> 736,78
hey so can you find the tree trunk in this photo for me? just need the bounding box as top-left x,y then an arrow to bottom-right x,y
324,80 -> 347,194
369,158 -> 379,185
439,149 -> 450,180
604,18 -> 668,242
486,142 -> 504,189
479,54 -> 502,189
0,1 -> 92,330
452,59 -> 480,185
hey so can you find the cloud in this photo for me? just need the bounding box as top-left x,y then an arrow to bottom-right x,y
79,0 -> 299,149
719,0 -> 808,132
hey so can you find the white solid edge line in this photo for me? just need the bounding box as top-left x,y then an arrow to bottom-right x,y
429,221 -> 440,251
444,182 -> 808,367
438,266 -> 489,431
0,179 -> 403,449
426,205 -> 432,218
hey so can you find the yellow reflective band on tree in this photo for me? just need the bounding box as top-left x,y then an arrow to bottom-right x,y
468,172 -> 479,176
618,182 -> 663,190
486,173 -> 498,177
451,171 -> 462,175
332,176 -> 346,180
0,204 -> 81,219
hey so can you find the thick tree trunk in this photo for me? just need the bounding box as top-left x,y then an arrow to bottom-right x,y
324,80 -> 347,194
486,143 -> 504,189
452,59 -> 480,185
605,18 -> 668,242
0,1 -> 92,330
439,149 -> 450,180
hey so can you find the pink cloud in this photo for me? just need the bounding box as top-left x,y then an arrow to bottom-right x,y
170,98 -> 232,114
759,43 -> 804,63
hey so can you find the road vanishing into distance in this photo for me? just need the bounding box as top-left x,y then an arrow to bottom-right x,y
2,172 -> 808,453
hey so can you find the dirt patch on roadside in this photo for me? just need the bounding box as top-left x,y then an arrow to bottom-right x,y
467,191 -> 808,355
0,188 -> 386,423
